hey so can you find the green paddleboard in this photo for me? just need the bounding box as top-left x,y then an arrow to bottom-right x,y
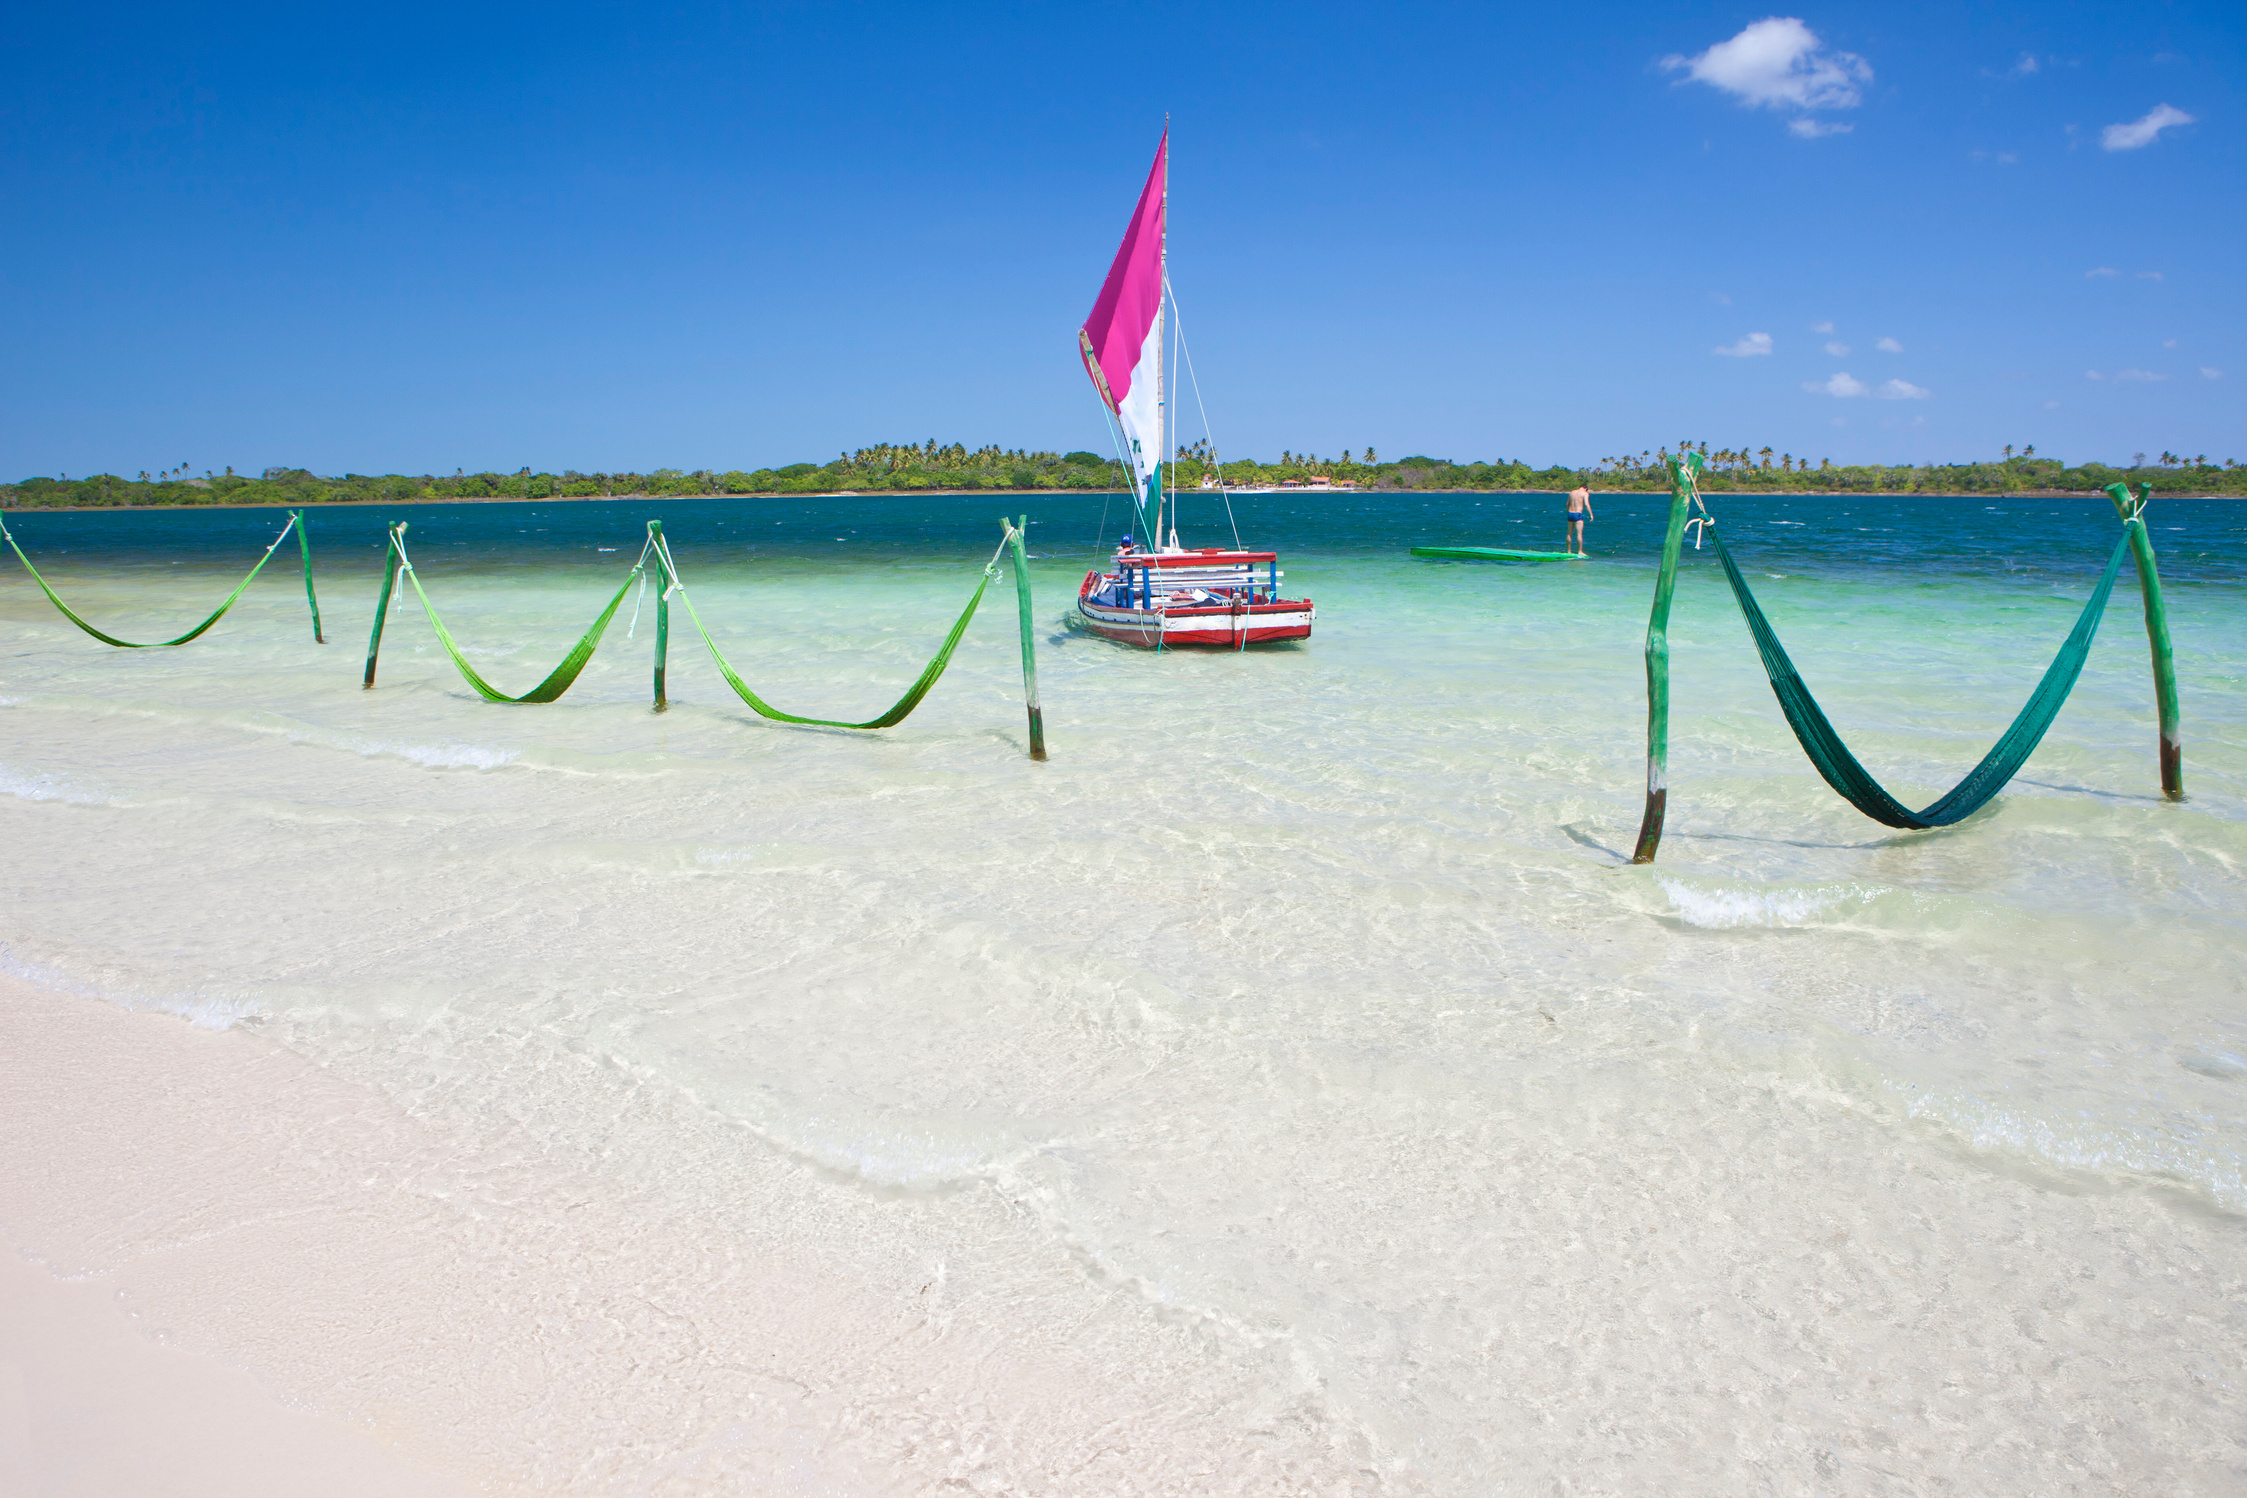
1410,546 -> 1587,563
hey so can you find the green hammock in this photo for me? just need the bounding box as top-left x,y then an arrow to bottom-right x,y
1709,527 -> 2131,829
650,530 -> 1005,729
2,510 -> 324,647
393,529 -> 647,703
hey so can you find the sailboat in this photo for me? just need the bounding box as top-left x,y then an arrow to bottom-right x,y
1073,131 -> 1316,650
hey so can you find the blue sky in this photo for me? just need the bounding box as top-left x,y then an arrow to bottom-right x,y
2,1 -> 2238,476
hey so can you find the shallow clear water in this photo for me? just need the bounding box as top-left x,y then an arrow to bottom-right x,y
4,490 -> 2244,1491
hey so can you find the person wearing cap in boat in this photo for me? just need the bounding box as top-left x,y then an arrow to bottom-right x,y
1565,485 -> 1594,556
1113,533 -> 1139,560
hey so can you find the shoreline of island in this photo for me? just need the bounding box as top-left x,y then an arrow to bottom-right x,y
6,485 -> 2242,516
7,441 -> 2242,515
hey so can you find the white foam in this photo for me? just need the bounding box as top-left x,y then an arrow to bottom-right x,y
782,1120 -> 1012,1191
355,740 -> 520,771
0,763 -> 112,805
125,989 -> 268,1030
0,948 -> 263,1031
1899,1082 -> 2247,1213
217,715 -> 525,773
1658,877 -> 1867,928
2180,1048 -> 2247,1082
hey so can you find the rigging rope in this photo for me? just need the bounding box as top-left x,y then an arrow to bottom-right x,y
1709,523 -> 2132,829
0,510 -> 322,647
652,529 -> 1007,729
1164,276 -> 1243,551
392,530 -> 652,703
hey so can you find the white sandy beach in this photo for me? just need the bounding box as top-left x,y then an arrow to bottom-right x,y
1,970 -> 1363,1495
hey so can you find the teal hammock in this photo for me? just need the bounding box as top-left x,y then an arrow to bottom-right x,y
1709,529 -> 2132,830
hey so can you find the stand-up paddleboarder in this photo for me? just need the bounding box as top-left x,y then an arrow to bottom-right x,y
1565,485 -> 1594,555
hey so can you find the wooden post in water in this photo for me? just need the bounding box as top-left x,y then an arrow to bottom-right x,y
293,511 -> 324,643
2106,482 -> 2182,798
362,522 -> 403,688
1007,516 -> 1047,760
1632,453 -> 1703,864
649,520 -> 670,712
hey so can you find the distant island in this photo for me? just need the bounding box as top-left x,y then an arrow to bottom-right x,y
4,440 -> 2241,510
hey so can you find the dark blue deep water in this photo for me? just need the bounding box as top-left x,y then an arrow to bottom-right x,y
6,489 -> 2242,594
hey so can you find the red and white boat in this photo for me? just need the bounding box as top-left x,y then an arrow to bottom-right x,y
1073,129 -> 1315,650
1076,546 -> 1313,648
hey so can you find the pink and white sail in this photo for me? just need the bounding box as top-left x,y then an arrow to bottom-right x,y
1078,131 -> 1166,529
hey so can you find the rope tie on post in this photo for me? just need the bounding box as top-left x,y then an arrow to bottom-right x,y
649,520 -> 670,712
363,522 -> 404,687
2105,481 -> 2182,799
293,511 -> 325,643
1631,451 -> 1702,863
1004,516 -> 1047,760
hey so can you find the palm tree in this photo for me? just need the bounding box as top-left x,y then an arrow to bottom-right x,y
2003,444 -> 2015,460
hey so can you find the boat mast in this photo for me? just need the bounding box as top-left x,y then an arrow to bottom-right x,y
1157,119 -> 1168,549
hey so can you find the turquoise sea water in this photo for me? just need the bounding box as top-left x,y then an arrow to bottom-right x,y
3,489 -> 2244,1492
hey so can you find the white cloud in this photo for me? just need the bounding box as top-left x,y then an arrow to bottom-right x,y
1823,340 -> 1851,356
2138,271 -> 2164,281
2010,53 -> 2040,76
1715,332 -> 1774,357
2202,367 -> 2224,379
2085,370 -> 2104,380
1809,320 -> 1834,333
2163,339 -> 2178,348
1876,336 -> 1904,352
2115,369 -> 2168,382
2043,400 -> 2061,409
1788,118 -> 1853,138
2102,104 -> 2194,151
1876,378 -> 1930,400
1663,18 -> 1871,134
2086,267 -> 2119,278
1806,372 -> 1870,397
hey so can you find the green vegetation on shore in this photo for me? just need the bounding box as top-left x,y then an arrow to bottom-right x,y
5,440 -> 2242,510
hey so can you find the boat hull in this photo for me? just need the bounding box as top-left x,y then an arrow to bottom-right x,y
1075,594 -> 1314,649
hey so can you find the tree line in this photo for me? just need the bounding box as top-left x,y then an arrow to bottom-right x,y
4,441 -> 2242,510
